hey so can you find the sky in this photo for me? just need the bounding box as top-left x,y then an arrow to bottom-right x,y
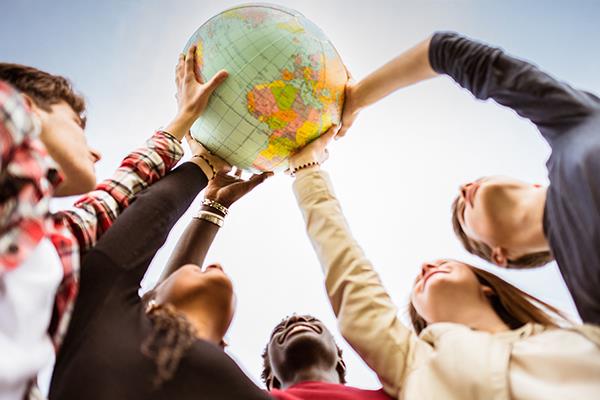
3,0 -> 600,391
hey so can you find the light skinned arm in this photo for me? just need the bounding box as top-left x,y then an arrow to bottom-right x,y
338,37 -> 436,137
289,132 -> 420,397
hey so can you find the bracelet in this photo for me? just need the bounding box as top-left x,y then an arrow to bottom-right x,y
290,161 -> 320,177
195,210 -> 224,228
192,154 -> 216,180
158,130 -> 181,143
202,198 -> 229,216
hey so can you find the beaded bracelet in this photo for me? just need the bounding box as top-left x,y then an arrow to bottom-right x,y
192,154 -> 216,180
202,198 -> 229,216
290,161 -> 320,177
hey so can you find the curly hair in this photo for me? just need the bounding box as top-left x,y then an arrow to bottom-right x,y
451,195 -> 554,268
409,264 -> 568,335
260,315 -> 347,389
0,63 -> 86,127
141,290 -> 197,388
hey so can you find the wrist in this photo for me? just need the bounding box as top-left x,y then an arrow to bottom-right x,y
190,154 -> 215,180
200,204 -> 226,217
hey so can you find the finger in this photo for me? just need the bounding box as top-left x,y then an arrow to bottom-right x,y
234,167 -> 242,178
335,123 -> 349,140
203,70 -> 229,95
176,53 -> 185,84
343,64 -> 353,81
185,45 -> 196,80
242,171 -> 273,191
319,125 -> 338,145
185,131 -> 195,145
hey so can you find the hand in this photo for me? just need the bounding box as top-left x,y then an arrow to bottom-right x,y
336,68 -> 360,139
176,45 -> 228,123
185,132 -> 230,174
288,125 -> 338,173
204,169 -> 273,208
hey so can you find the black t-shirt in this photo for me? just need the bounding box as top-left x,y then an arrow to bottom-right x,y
429,32 -> 600,324
49,163 -> 270,400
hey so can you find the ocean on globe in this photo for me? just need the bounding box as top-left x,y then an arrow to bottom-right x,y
184,3 -> 348,172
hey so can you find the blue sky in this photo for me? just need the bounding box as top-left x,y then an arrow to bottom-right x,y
3,0 -> 600,389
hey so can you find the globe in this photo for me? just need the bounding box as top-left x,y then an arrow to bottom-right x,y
184,3 -> 348,172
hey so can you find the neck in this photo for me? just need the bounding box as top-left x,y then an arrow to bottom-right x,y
180,309 -> 222,346
281,367 -> 340,389
449,302 -> 510,333
511,186 -> 549,255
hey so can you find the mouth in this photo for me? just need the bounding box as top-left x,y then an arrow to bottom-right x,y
422,270 -> 448,288
279,321 -> 322,344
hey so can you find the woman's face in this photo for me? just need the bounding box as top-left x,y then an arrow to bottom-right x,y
411,259 -> 491,324
154,263 -> 236,341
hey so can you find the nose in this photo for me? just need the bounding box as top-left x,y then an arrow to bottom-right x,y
420,262 -> 437,278
459,182 -> 473,199
284,314 -> 310,328
90,148 -> 102,163
205,263 -> 224,272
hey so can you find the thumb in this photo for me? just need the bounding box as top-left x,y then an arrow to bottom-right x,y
243,172 -> 273,191
204,70 -> 229,93
318,125 -> 338,146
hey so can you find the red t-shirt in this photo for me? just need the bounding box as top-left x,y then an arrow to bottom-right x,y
270,381 -> 392,400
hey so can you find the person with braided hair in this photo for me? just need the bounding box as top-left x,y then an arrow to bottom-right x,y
48,153 -> 272,400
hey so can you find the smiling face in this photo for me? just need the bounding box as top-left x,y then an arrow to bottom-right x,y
411,259 -> 494,325
153,263 -> 236,342
265,315 -> 344,389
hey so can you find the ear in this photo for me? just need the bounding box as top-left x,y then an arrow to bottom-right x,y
336,358 -> 347,374
266,375 -> 280,390
491,247 -> 509,267
481,285 -> 495,298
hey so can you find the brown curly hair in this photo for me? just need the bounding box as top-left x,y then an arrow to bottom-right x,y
141,290 -> 197,388
0,63 -> 86,127
409,264 -> 567,335
451,195 -> 554,268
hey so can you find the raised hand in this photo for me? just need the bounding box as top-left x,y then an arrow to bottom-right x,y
176,45 -> 228,121
336,68 -> 360,139
165,46 -> 228,141
204,169 -> 273,208
288,125 -> 338,174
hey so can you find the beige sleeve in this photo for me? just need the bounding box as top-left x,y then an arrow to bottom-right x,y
293,170 -> 416,397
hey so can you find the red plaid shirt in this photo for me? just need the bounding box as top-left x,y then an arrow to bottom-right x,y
0,81 -> 184,348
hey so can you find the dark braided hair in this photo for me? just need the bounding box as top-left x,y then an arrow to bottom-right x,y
141,290 -> 197,388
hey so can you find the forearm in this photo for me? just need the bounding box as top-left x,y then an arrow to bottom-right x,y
159,205 -> 221,282
353,36 -> 437,110
293,169 -> 414,395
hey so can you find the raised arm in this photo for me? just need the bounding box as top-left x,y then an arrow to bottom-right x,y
340,32 -> 600,140
158,169 -> 272,282
60,45 -> 230,253
289,130 -> 419,397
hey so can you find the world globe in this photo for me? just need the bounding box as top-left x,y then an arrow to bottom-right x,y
184,3 -> 348,172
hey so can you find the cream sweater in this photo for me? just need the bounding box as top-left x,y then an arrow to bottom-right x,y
293,170 -> 600,400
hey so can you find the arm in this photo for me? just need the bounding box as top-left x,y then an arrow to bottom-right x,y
293,169 -> 417,397
60,45 -> 230,253
341,32 -> 600,139
158,170 -> 272,282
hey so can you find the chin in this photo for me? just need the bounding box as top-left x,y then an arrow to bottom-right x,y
282,333 -> 336,371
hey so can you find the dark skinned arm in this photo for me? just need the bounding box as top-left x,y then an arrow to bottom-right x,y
158,170 -> 273,283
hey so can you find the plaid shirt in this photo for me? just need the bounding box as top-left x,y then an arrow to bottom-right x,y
0,81 -> 184,348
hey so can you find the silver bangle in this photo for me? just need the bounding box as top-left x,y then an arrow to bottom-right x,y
195,211 -> 224,228
201,198 -> 229,216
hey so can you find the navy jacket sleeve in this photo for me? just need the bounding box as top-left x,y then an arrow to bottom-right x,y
428,32 -> 600,141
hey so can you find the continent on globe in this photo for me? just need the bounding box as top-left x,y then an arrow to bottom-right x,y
184,3 -> 348,172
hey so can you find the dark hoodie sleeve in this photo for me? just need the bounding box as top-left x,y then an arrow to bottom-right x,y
428,31 -> 600,141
